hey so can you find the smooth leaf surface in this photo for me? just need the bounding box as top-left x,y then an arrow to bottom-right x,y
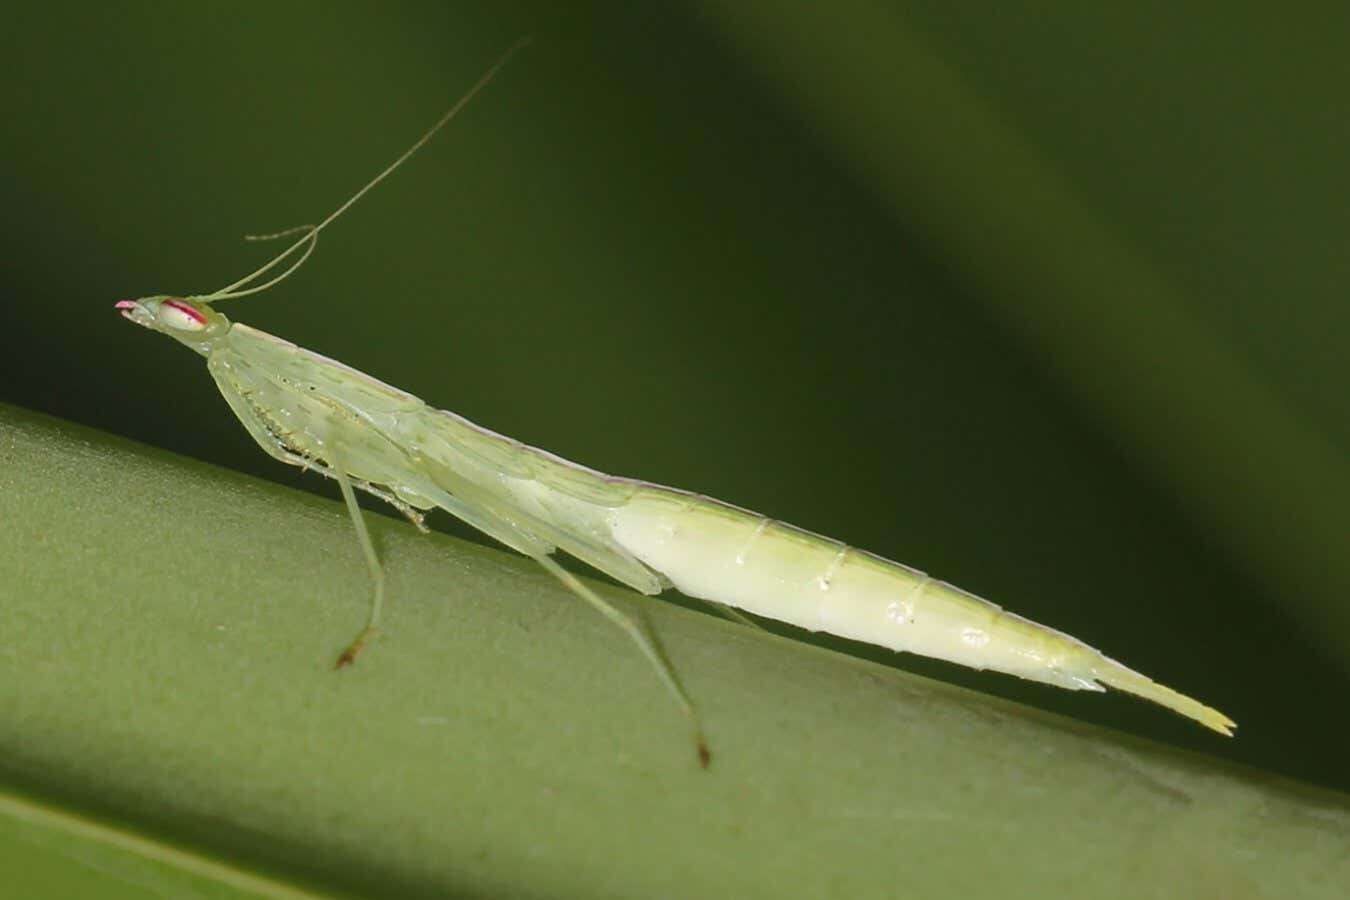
2,403 -> 1348,899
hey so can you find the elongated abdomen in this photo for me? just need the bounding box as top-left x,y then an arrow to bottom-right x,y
609,488 -> 1060,675
609,486 -> 1234,735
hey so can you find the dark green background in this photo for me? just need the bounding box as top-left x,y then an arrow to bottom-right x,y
3,0 -> 1347,796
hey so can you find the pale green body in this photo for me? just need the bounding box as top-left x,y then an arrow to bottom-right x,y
201,318 -> 1233,736
115,43 -> 1232,755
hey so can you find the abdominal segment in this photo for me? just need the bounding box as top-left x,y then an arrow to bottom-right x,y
607,487 -> 1093,688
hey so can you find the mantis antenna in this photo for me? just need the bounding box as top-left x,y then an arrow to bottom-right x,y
198,35 -> 532,303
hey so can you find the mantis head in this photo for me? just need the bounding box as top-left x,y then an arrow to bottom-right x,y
113,39 -> 531,357
115,296 -> 231,352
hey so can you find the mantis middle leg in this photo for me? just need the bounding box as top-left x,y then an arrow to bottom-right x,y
327,444 -> 385,668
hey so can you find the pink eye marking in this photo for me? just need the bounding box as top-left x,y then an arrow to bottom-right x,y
163,299 -> 207,325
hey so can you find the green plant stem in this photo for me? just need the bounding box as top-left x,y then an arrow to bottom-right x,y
1,403 -> 1347,899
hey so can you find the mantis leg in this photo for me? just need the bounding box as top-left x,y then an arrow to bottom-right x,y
355,476 -> 712,767
328,448 -> 385,669
703,600 -> 762,630
530,553 -> 710,768
209,359 -> 430,533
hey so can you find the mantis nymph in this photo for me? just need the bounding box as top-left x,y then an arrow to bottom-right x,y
116,40 -> 1234,766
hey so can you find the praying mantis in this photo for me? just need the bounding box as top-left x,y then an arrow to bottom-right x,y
115,39 -> 1234,766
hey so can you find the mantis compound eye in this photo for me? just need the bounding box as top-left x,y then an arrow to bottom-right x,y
156,298 -> 209,332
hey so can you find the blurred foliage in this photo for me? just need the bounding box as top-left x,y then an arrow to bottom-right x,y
1,0 -> 1347,873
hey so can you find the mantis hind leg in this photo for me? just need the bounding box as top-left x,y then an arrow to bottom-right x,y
328,449 -> 385,668
703,600 -> 763,630
530,554 -> 711,768
380,479 -> 711,766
